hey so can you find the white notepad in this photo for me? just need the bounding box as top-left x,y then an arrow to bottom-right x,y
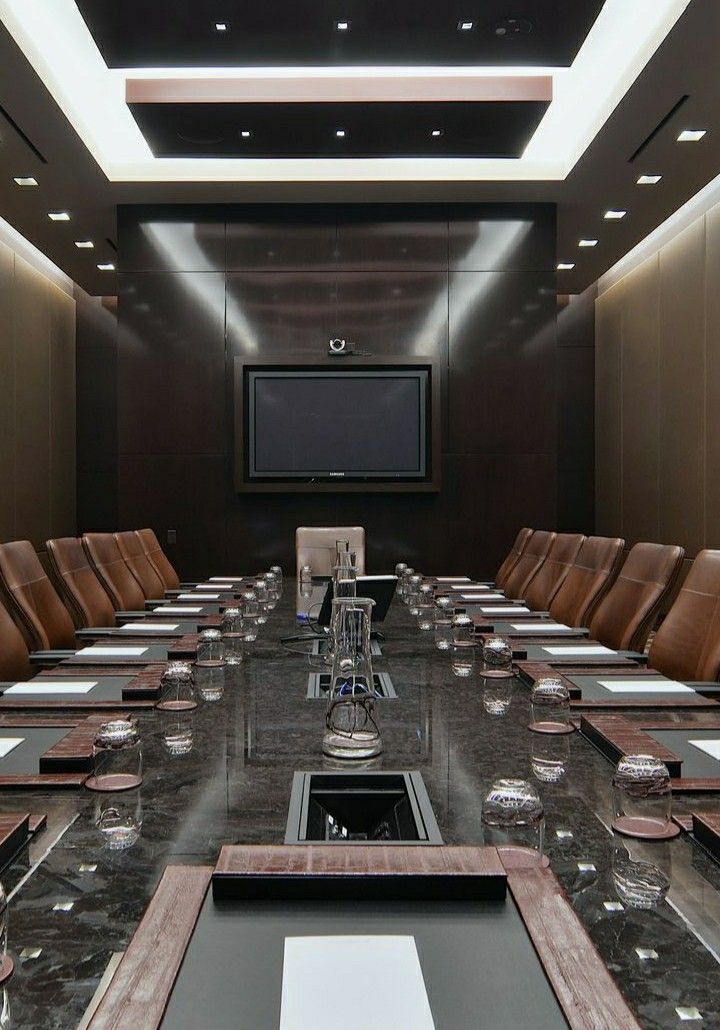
598,680 -> 694,694
118,622 -> 180,633
511,622 -> 573,633
196,584 -> 233,591
543,645 -> 616,656
157,606 -> 202,614
688,739 -> 720,761
436,577 -> 470,582
481,606 -> 531,615
177,593 -> 220,601
4,681 -> 98,695
279,936 -> 435,1030
209,576 -> 244,582
76,646 -> 148,657
461,593 -> 505,601
0,738 -> 25,758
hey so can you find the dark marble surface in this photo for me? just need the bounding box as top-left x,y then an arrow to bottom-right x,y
2,589 -> 720,1027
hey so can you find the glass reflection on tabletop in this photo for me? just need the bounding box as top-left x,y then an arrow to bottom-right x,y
530,731 -> 570,783
612,837 -> 672,910
451,614 -> 475,677
481,675 -> 513,716
160,710 -> 195,756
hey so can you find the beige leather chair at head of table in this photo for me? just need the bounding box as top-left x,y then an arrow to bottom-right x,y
295,526 -> 366,580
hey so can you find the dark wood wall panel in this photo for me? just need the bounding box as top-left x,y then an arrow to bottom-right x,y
105,204 -> 592,579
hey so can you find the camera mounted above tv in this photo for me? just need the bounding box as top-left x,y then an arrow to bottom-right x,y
328,337 -> 353,356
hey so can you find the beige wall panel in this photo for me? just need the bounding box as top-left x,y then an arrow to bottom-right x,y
657,219 -> 706,554
705,202 -> 720,547
619,256 -> 660,543
595,285 -> 623,536
0,243 -> 15,542
13,258 -> 51,548
49,288 -> 77,538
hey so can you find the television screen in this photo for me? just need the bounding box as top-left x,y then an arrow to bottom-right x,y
245,368 -> 430,482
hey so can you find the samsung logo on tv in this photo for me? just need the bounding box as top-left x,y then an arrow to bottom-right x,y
329,472 -> 345,477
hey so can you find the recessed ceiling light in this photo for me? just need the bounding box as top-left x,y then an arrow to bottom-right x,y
74,240 -> 94,248
336,20 -> 350,31
578,238 -> 598,247
240,130 -> 251,139
335,129 -> 347,138
604,210 -> 627,220
458,21 -> 474,31
97,262 -> 115,271
48,211 -> 70,221
214,22 -> 228,32
677,129 -> 706,142
431,129 -> 443,137
557,263 -> 575,270
637,174 -> 662,185
14,176 -> 38,186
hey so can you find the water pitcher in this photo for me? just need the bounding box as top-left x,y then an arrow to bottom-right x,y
323,596 -> 382,760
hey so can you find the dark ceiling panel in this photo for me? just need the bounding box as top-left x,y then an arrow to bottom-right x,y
129,100 -> 548,159
75,0 -> 605,68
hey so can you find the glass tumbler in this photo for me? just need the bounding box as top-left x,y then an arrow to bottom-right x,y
254,578 -> 269,624
612,754 -> 679,840
270,565 -> 283,598
416,584 -> 436,630
395,562 -> 408,582
264,571 -> 279,610
157,660 -> 197,711
196,628 -> 225,667
398,566 -> 414,600
481,777 -> 545,866
451,614 -> 475,677
483,636 -> 514,679
86,720 -> 143,792
221,608 -> 244,664
407,574 -> 424,615
241,590 -> 259,641
433,596 -> 454,650
300,565 -> 313,597
529,677 -> 573,734
323,596 -> 381,760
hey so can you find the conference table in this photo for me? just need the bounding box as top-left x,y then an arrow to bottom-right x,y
1,583 -> 720,1027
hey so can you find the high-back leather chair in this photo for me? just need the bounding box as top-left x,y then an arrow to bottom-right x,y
136,528 -> 181,592
549,536 -> 625,628
523,533 -> 586,611
0,540 -> 77,650
46,537 -> 117,629
296,527 -> 366,579
0,595 -> 32,681
502,530 -> 556,600
494,528 -> 533,589
83,533 -> 146,610
115,531 -> 166,600
649,550 -> 720,680
588,542 -> 685,652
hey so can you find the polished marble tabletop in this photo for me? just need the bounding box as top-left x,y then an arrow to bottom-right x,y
2,585 -> 720,1028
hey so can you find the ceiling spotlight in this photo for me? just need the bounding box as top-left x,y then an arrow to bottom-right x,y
557,263 -> 575,270
13,176 -> 38,186
335,129 -> 347,138
604,210 -> 627,220
578,238 -> 598,247
336,20 -> 350,30
97,262 -> 115,271
677,129 -> 706,142
431,129 -> 443,137
48,211 -> 70,221
74,240 -> 94,248
637,174 -> 662,185
240,130 -> 252,138
213,22 -> 228,31
458,21 -> 474,31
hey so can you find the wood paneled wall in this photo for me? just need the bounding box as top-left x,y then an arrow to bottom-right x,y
595,203 -> 720,555
0,239 -> 76,548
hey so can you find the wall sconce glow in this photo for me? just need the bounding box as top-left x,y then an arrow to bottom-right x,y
604,210 -> 627,220
677,129 -> 707,142
336,20 -> 350,31
637,174 -> 662,185
240,130 -> 252,138
335,129 -> 347,138
213,22 -> 228,32
557,262 -> 575,270
13,176 -> 38,186
458,21 -> 474,31
97,262 -> 115,271
431,129 -> 443,137
48,211 -> 71,221
74,240 -> 94,248
578,238 -> 598,247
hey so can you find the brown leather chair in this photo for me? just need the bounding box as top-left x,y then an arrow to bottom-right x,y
295,527 -> 366,579
0,595 -> 32,681
523,533 -> 586,611
136,528 -> 181,592
588,542 -> 685,652
46,537 -> 117,629
494,528 -> 533,589
0,540 -> 77,650
502,530 -> 556,600
82,533 -> 146,610
115,531 -> 166,600
649,550 -> 720,680
548,536 -> 625,628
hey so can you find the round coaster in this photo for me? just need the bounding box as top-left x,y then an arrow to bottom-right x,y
528,720 -> 576,735
0,955 -> 14,986
612,816 -> 681,841
155,700 -> 198,711
496,845 -> 550,869
85,772 -> 143,793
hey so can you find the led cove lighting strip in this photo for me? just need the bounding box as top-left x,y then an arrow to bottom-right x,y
0,0 -> 691,183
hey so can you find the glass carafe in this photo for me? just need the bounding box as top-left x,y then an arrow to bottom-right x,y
323,597 -> 382,760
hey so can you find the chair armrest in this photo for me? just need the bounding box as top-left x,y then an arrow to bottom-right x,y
29,650 -> 76,666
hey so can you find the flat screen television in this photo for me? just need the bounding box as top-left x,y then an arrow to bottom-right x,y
243,366 -> 432,485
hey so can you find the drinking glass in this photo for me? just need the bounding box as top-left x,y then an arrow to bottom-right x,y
221,608 -> 244,664
407,574 -> 424,615
254,578 -> 269,624
323,596 -> 382,760
264,571 -> 279,610
241,590 -> 259,641
196,628 -> 225,667
612,754 -> 677,839
433,596 -> 454,650
300,565 -> 313,597
398,566 -> 414,600
87,719 -> 143,791
481,778 -> 545,864
529,677 -> 573,734
157,660 -> 197,711
451,614 -> 475,676
270,565 -> 283,598
482,636 -> 514,679
416,583 -> 436,630
395,562 -> 408,582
